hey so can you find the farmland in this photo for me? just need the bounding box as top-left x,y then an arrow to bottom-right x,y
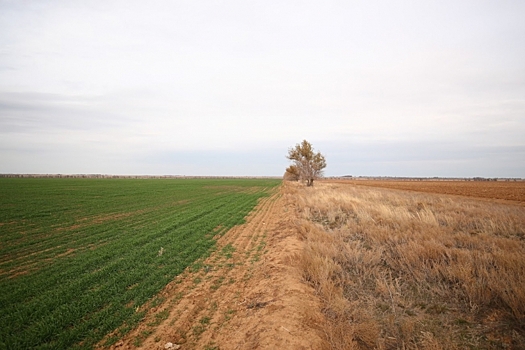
335,179 -> 525,204
0,178 -> 280,349
3,177 -> 525,349
295,181 -> 525,349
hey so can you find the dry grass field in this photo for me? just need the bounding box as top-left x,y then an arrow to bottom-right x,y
289,181 -> 525,349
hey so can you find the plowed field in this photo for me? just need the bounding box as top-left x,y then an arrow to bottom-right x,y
332,180 -> 525,204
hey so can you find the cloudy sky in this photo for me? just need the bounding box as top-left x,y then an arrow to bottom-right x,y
1,1 -> 524,177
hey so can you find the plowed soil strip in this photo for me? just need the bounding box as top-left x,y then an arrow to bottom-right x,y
333,179 -> 525,204
103,187 -> 324,350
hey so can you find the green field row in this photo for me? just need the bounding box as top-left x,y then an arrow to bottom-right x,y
0,178 -> 280,349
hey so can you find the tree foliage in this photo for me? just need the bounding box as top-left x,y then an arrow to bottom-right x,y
283,165 -> 300,181
286,140 -> 326,186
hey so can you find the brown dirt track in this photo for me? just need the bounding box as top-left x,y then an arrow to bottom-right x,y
332,179 -> 525,204
102,186 -> 325,350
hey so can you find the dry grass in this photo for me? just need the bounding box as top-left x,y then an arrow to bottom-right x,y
285,182 -> 525,349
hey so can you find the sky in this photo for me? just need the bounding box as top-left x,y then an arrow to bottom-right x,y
1,1 -> 524,177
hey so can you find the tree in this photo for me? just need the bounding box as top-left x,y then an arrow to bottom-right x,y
286,140 -> 326,186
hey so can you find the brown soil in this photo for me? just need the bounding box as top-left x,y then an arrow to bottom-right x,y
103,186 -> 325,350
331,179 -> 525,204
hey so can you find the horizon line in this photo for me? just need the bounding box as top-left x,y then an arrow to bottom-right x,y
1,174 -> 523,181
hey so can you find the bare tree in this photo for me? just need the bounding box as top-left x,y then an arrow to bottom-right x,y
286,140 -> 326,186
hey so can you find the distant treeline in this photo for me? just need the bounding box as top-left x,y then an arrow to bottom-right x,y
0,174 -> 282,179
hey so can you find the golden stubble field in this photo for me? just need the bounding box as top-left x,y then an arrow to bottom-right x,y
294,180 -> 525,349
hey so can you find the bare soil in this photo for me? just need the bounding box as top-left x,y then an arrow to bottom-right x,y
103,187 -> 325,350
332,179 -> 525,204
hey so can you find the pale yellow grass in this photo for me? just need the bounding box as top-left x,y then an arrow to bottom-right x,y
287,182 -> 525,349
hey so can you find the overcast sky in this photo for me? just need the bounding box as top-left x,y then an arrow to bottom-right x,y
1,1 -> 524,177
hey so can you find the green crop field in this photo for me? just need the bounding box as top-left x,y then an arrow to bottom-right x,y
0,178 -> 280,349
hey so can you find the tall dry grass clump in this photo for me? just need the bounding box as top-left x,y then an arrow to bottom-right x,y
288,182 -> 525,349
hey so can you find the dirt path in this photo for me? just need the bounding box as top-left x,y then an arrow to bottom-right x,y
105,186 -> 324,350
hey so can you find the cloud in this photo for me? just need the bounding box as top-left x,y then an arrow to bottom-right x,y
0,92 -> 133,132
0,1 -> 524,176
325,140 -> 525,178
